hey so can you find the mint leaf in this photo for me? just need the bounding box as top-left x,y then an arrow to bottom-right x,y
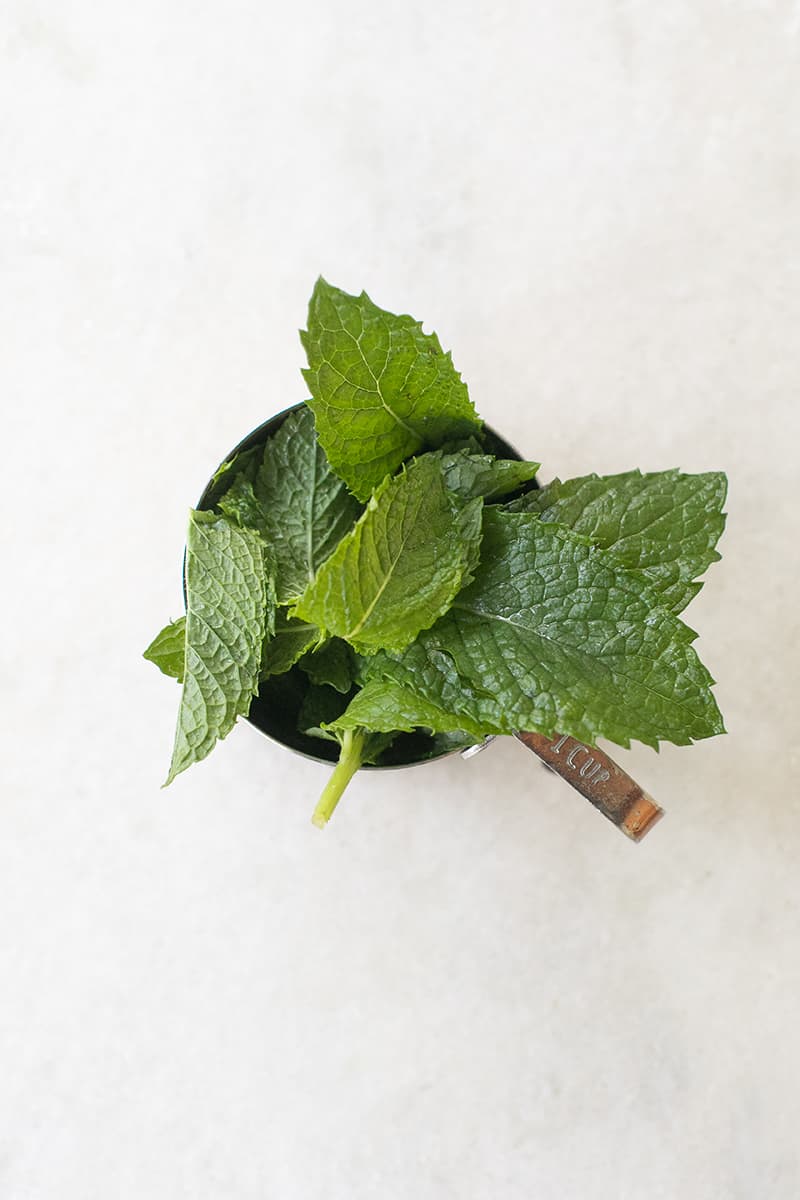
432,448 -> 540,501
509,469 -> 727,613
203,445 -> 260,510
143,617 -> 186,682
371,510 -> 723,750
165,511 -> 268,784
298,682 -> 350,740
298,638 -> 355,693
291,455 -> 483,655
216,479 -> 277,637
260,611 -> 318,679
363,641 -> 507,735
327,678 -> 486,738
218,406 -> 361,604
301,278 -> 482,500
438,434 -> 486,455
217,476 -> 268,534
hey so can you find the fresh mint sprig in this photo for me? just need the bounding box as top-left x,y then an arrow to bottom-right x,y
145,279 -> 727,825
301,278 -> 482,500
291,454 -> 484,654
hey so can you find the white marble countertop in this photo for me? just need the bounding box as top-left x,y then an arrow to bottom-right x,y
2,2 -> 799,1196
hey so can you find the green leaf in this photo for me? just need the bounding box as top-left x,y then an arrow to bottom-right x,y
363,641 -> 508,735
301,278 -> 482,500
430,448 -> 540,501
327,678 -> 487,738
202,445 -> 260,510
291,455 -> 484,655
217,478 -> 277,637
217,476 -> 268,534
217,406 -> 361,604
260,610 -> 319,679
370,509 -> 724,750
361,733 -> 396,764
298,638 -> 356,693
438,434 -> 486,455
298,682 -> 350,741
165,511 -> 268,784
508,469 -> 727,613
143,617 -> 186,682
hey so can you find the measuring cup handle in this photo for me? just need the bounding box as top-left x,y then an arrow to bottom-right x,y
514,731 -> 664,841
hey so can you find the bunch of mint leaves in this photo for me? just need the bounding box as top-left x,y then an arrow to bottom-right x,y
145,278 -> 726,826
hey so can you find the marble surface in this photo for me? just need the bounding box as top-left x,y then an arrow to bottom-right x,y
2,2 -> 799,1196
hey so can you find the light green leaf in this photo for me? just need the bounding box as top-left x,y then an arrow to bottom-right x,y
217,478 -> 277,637
218,406 -> 361,604
291,455 -> 483,655
430,448 -> 540,501
301,278 -> 482,500
143,617 -> 186,682
362,640 -> 507,735
165,511 -> 268,784
371,509 -> 724,750
327,678 -> 487,738
508,469 -> 727,613
260,610 -> 319,679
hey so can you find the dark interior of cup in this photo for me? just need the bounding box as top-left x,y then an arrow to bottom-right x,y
192,403 -> 538,769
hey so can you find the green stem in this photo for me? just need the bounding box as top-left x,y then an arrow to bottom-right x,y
311,729 -> 367,828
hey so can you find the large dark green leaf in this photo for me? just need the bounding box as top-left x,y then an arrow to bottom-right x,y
366,510 -> 724,750
508,469 -> 727,613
